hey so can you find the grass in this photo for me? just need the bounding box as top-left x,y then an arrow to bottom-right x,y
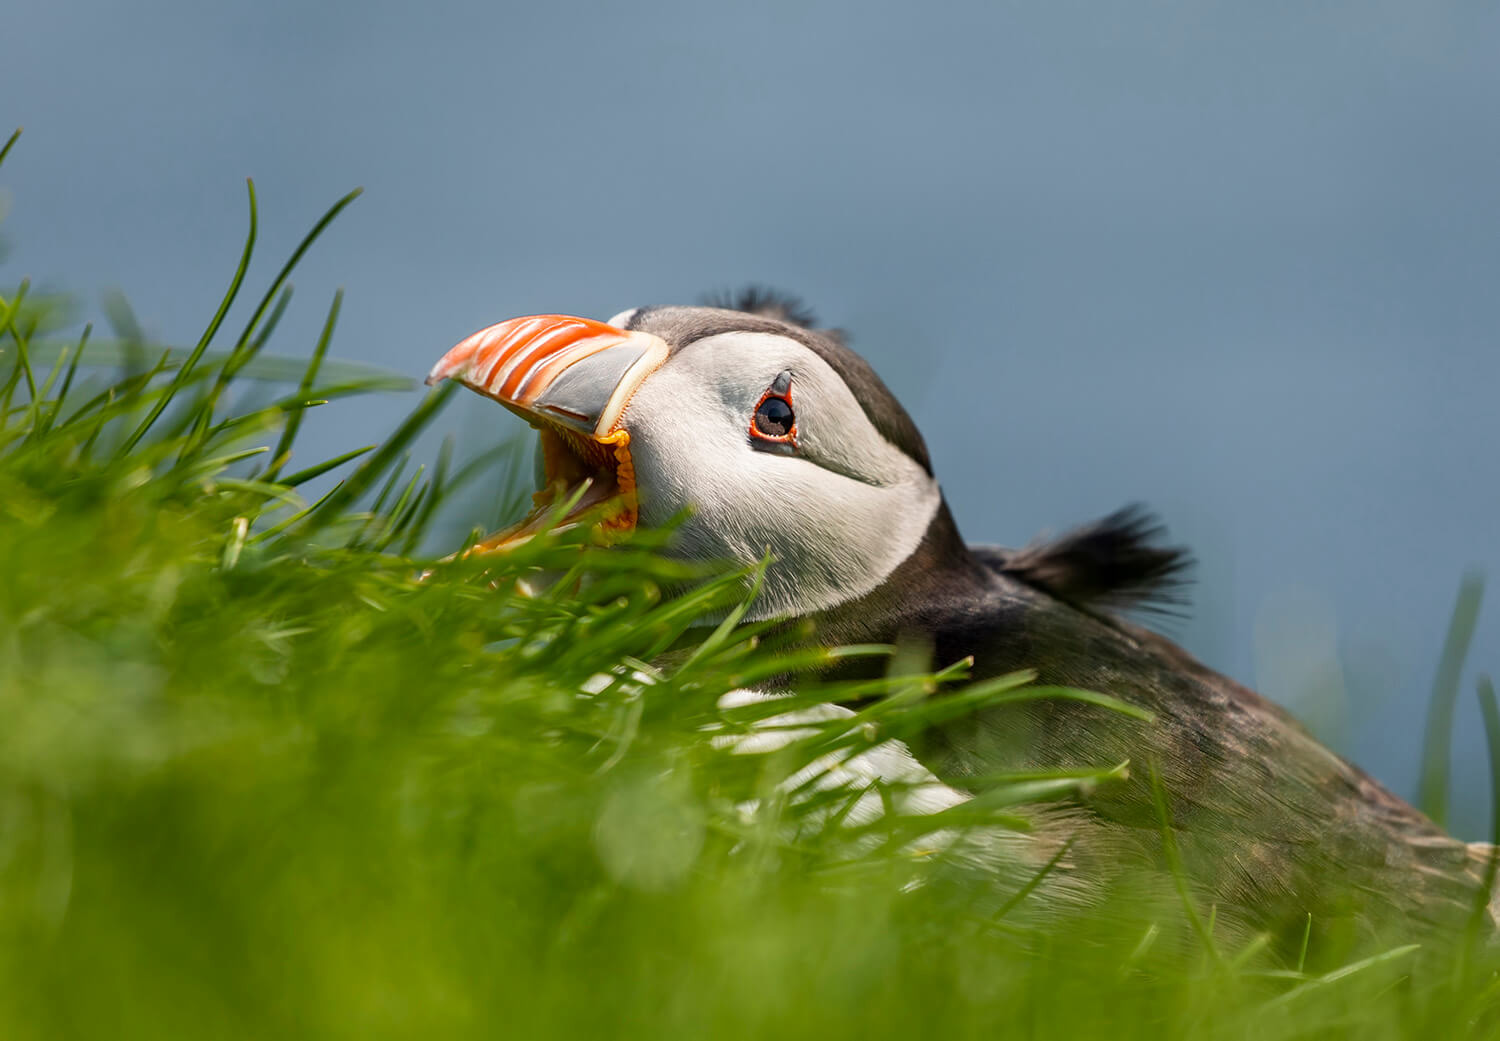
2,126 -> 1500,1039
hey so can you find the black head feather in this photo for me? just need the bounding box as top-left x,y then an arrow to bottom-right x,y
701,286 -> 821,330
972,505 -> 1194,619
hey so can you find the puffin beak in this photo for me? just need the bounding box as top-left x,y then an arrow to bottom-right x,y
427,314 -> 670,553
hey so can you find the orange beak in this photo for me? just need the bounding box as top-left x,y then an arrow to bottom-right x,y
427,314 -> 671,553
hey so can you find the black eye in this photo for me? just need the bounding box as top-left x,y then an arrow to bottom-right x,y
751,395 -> 795,441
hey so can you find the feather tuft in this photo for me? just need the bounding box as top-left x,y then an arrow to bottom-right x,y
973,505 -> 1193,619
702,286 -> 821,330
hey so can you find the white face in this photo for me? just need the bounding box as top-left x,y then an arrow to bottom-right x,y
618,330 -> 941,620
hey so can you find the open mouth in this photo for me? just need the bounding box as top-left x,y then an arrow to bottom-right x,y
426,313 -> 669,556
468,421 -> 637,554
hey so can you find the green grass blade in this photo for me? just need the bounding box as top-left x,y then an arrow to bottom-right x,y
1480,674 -> 1500,851
1462,674 -> 1500,973
23,337 -> 410,387
1149,759 -> 1221,964
1297,912 -> 1313,974
994,837 -> 1075,920
399,434 -> 452,556
266,289 -> 341,479
102,290 -> 149,377
277,443 -> 376,488
119,178 -> 259,454
1419,572 -> 1485,827
0,126 -> 20,169
187,186 -> 363,443
1261,944 -> 1421,1011
356,456 -> 417,546
680,551 -> 770,671
299,382 -> 453,534
1,278 -> 37,411
37,323 -> 89,437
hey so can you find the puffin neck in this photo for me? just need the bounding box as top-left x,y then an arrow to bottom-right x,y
808,498 -> 991,650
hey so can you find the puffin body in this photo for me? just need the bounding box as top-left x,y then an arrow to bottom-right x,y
429,292 -> 1490,952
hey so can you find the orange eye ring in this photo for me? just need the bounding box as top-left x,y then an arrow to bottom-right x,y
749,386 -> 797,447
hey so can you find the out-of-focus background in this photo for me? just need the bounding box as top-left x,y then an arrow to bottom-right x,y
4,2 -> 1497,832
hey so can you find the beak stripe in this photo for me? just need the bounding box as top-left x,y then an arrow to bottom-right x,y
501,324 -> 621,400
429,313 -> 670,438
497,321 -> 590,389
473,316 -> 569,389
511,334 -> 625,402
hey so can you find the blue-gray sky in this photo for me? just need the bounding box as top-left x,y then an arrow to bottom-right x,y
5,1 -> 1498,833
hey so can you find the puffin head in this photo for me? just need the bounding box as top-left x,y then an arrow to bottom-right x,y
427,294 -> 943,620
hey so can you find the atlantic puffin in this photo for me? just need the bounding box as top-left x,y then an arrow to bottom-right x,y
427,290 -> 1492,953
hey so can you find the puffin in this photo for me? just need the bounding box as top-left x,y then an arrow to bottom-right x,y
427,290 -> 1493,956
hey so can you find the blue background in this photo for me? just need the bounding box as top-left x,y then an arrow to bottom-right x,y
5,1 -> 1498,833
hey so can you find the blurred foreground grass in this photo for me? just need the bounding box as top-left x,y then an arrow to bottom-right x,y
2,129 -> 1499,1039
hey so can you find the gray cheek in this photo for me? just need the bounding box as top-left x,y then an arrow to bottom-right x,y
627,428 -> 750,562
628,422 -> 711,527
635,478 -> 682,530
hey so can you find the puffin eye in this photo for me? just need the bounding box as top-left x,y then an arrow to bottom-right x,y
750,373 -> 796,446
753,396 -> 794,438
